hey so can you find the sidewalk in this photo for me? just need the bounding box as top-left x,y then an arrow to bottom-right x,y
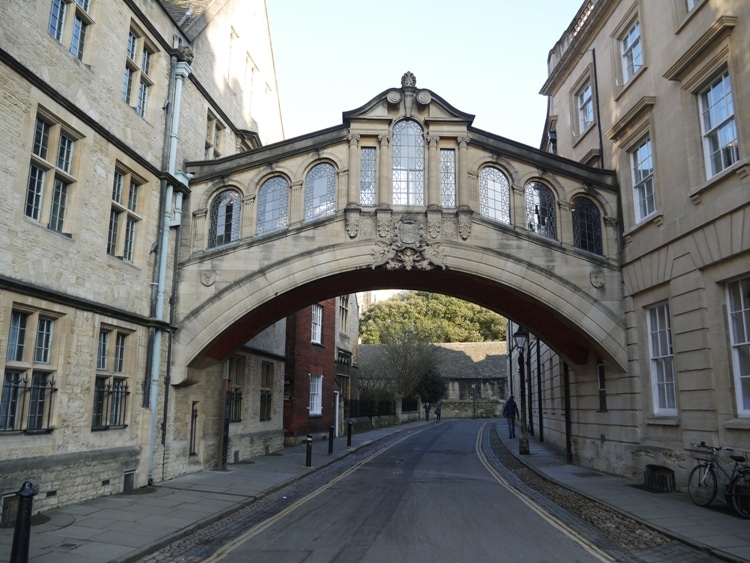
496,425 -> 750,563
1,420 -> 747,562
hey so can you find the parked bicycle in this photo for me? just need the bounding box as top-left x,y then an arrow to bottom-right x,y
687,441 -> 750,518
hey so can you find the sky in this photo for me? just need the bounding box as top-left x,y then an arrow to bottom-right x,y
266,0 -> 584,148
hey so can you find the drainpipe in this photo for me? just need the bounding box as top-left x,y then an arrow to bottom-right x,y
147,58 -> 191,484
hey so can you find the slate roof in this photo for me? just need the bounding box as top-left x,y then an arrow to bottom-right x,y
358,342 -> 507,381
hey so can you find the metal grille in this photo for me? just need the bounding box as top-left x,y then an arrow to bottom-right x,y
525,181 -> 557,239
208,190 -> 242,247
440,149 -> 456,208
304,163 -> 336,219
572,196 -> 602,255
360,147 -> 376,206
256,177 -> 289,235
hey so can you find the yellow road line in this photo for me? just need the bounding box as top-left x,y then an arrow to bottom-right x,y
475,422 -> 615,563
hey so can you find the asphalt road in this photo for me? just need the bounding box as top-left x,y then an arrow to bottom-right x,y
207,420 -> 608,562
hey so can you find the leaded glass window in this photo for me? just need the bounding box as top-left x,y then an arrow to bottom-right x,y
440,149 -> 456,208
392,120 -> 424,206
256,177 -> 289,235
572,196 -> 602,255
304,163 -> 336,220
525,182 -> 557,239
479,167 -> 510,224
209,189 -> 242,248
360,147 -> 376,206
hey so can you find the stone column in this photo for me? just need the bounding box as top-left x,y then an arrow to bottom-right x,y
427,135 -> 440,208
457,136 -> 470,208
347,133 -> 360,206
192,208 -> 207,253
289,180 -> 304,224
242,194 -> 255,236
378,134 -> 391,207
513,184 -> 527,229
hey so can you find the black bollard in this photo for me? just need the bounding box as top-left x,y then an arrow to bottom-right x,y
328,425 -> 334,454
305,434 -> 313,467
347,421 -> 352,447
10,481 -> 37,563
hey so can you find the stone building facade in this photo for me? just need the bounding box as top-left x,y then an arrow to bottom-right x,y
510,0 -> 750,487
0,0 -> 283,516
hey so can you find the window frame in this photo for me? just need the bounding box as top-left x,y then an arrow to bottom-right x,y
311,304 -> 323,345
619,19 -> 643,84
360,146 -> 377,207
1,308 -> 60,433
630,136 -> 657,222
391,119 -> 425,206
571,196 -> 603,255
92,326 -> 132,430
309,373 -> 323,416
524,181 -> 557,240
479,166 -> 511,224
576,80 -> 595,136
440,149 -> 456,208
107,165 -> 143,261
727,277 -> 750,416
700,70 -> 739,178
647,303 -> 677,416
208,189 -> 242,248
26,112 -> 80,235
256,176 -> 289,235
304,162 -> 336,220
122,25 -> 156,118
205,111 -> 226,159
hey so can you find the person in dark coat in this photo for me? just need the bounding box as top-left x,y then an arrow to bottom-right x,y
502,396 -> 519,438
424,401 -> 432,421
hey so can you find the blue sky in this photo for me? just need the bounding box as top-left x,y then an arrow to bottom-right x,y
267,0 -> 584,148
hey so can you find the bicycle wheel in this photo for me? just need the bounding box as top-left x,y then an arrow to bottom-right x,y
688,464 -> 717,506
730,469 -> 750,518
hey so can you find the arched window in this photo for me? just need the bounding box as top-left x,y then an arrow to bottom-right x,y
392,119 -> 424,205
304,163 -> 336,220
572,196 -> 603,255
479,166 -> 511,224
256,177 -> 289,235
208,189 -> 242,248
525,181 -> 557,240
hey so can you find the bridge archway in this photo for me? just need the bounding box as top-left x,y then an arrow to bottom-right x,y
169,72 -> 626,477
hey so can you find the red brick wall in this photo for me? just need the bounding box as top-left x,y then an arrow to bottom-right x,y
283,298 -> 337,438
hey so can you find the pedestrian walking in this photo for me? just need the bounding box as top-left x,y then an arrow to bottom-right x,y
502,396 -> 519,438
435,402 -> 442,421
424,401 -> 432,421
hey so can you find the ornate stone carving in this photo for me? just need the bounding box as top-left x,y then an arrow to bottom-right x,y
346,212 -> 359,238
377,215 -> 393,238
200,270 -> 216,287
401,71 -> 416,88
590,269 -> 605,288
427,217 -> 441,239
371,216 -> 446,271
416,89 -> 432,105
458,213 -> 472,240
386,90 -> 402,104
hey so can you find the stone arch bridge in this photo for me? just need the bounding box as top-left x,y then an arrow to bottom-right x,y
174,73 -> 623,390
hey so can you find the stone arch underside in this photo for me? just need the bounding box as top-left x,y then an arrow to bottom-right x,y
173,235 -> 626,383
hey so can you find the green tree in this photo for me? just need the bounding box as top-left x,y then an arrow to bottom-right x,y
414,367 -> 448,404
360,291 -> 505,344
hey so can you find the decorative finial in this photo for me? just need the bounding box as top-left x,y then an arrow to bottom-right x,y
401,71 -> 416,88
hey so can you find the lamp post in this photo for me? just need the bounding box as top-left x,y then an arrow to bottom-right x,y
513,326 -> 530,455
471,380 -> 477,419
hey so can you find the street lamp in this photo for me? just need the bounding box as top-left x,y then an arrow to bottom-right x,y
513,326 -> 530,455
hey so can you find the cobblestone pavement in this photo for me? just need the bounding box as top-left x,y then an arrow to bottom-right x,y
484,427 -> 723,563
140,424 -> 723,562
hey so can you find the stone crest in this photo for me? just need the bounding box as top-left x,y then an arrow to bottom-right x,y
371,216 -> 446,271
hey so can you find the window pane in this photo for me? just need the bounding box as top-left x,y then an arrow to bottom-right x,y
649,304 -> 676,413
392,120 -> 424,206
34,317 -> 54,364
98,330 -> 109,370
57,134 -> 74,172
48,0 -> 66,40
440,149 -> 456,208
107,209 -> 120,255
48,178 -> 68,233
0,372 -> 23,431
27,372 -> 49,430
360,147 -> 376,206
525,182 -> 557,239
7,312 -> 28,362
33,118 -> 51,159
209,190 -> 242,247
479,167 -> 510,223
304,163 -> 336,219
71,16 -> 87,60
123,217 -> 136,261
256,177 -> 289,235
572,197 -> 602,255
632,138 -> 656,221
114,333 -> 126,372
702,72 -> 739,177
